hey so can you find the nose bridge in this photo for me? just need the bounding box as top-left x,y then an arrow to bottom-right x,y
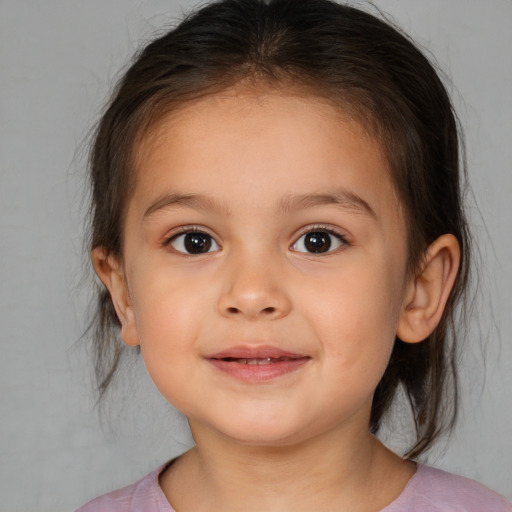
218,245 -> 291,319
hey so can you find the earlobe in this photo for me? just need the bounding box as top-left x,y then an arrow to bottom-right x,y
397,234 -> 460,344
91,247 -> 140,347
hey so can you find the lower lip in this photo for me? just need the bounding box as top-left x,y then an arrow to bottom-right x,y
207,357 -> 310,383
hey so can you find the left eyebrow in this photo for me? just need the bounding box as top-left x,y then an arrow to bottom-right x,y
277,189 -> 377,219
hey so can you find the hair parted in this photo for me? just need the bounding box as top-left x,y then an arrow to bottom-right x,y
88,0 -> 471,459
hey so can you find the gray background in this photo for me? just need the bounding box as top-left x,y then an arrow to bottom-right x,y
1,1 -> 511,510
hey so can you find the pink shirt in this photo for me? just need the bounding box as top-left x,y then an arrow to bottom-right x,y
76,463 -> 512,511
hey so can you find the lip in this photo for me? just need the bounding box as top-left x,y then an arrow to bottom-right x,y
205,345 -> 311,383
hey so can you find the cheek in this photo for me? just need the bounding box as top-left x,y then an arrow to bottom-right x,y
302,263 -> 403,371
131,259 -> 210,336
134,289 -> 205,412
129,271 -> 207,374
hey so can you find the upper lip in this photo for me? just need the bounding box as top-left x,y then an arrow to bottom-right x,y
205,345 -> 309,360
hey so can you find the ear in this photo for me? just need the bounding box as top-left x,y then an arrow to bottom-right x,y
397,234 -> 460,344
91,247 -> 139,347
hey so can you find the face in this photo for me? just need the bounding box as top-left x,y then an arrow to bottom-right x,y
115,88 -> 411,447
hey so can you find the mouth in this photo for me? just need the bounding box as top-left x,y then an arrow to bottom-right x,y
206,346 -> 310,382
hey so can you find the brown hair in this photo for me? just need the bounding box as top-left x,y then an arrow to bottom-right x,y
88,0 -> 471,459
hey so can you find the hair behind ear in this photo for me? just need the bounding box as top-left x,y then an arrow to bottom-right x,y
372,234 -> 464,458
89,248 -> 140,400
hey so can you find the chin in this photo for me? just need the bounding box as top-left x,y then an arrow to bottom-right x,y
210,417 -> 317,448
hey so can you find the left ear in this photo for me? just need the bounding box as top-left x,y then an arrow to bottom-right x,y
397,234 -> 460,343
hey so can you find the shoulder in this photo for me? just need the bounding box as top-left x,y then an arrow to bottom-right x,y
384,464 -> 512,512
75,465 -> 174,512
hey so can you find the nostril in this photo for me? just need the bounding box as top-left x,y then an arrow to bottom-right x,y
227,307 -> 239,314
262,307 -> 276,315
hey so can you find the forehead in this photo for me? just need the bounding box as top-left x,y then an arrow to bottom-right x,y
130,88 -> 401,222
136,83 -> 380,166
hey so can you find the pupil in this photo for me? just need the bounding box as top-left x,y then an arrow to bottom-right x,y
184,233 -> 211,253
305,232 -> 331,253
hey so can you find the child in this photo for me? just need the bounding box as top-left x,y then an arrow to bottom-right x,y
78,0 -> 512,510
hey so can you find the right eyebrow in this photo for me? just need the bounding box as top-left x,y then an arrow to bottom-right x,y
143,193 -> 230,219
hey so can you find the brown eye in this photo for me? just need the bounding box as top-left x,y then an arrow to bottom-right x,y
292,230 -> 345,254
170,232 -> 220,254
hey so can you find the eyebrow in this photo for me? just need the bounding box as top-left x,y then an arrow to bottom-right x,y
144,193 -> 230,218
277,189 -> 377,219
143,189 -> 376,220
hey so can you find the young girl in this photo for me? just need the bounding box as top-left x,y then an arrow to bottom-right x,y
77,0 -> 511,510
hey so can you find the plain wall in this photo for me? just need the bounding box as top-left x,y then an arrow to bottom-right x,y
0,1 -> 511,510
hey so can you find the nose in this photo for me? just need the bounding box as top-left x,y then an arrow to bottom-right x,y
217,253 -> 292,320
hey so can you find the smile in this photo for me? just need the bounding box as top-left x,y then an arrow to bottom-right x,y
206,346 -> 311,383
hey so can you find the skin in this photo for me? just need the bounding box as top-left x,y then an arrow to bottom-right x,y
93,87 -> 460,512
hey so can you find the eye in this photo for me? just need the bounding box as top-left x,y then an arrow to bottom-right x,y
168,231 -> 220,255
292,229 -> 346,254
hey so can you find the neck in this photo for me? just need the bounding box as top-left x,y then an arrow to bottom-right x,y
160,422 -> 414,512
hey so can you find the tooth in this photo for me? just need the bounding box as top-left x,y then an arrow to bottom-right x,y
240,358 -> 275,365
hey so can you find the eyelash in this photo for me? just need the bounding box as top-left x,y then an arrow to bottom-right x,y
162,225 -> 349,255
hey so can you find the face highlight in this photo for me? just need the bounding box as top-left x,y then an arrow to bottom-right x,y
108,90 -> 412,446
